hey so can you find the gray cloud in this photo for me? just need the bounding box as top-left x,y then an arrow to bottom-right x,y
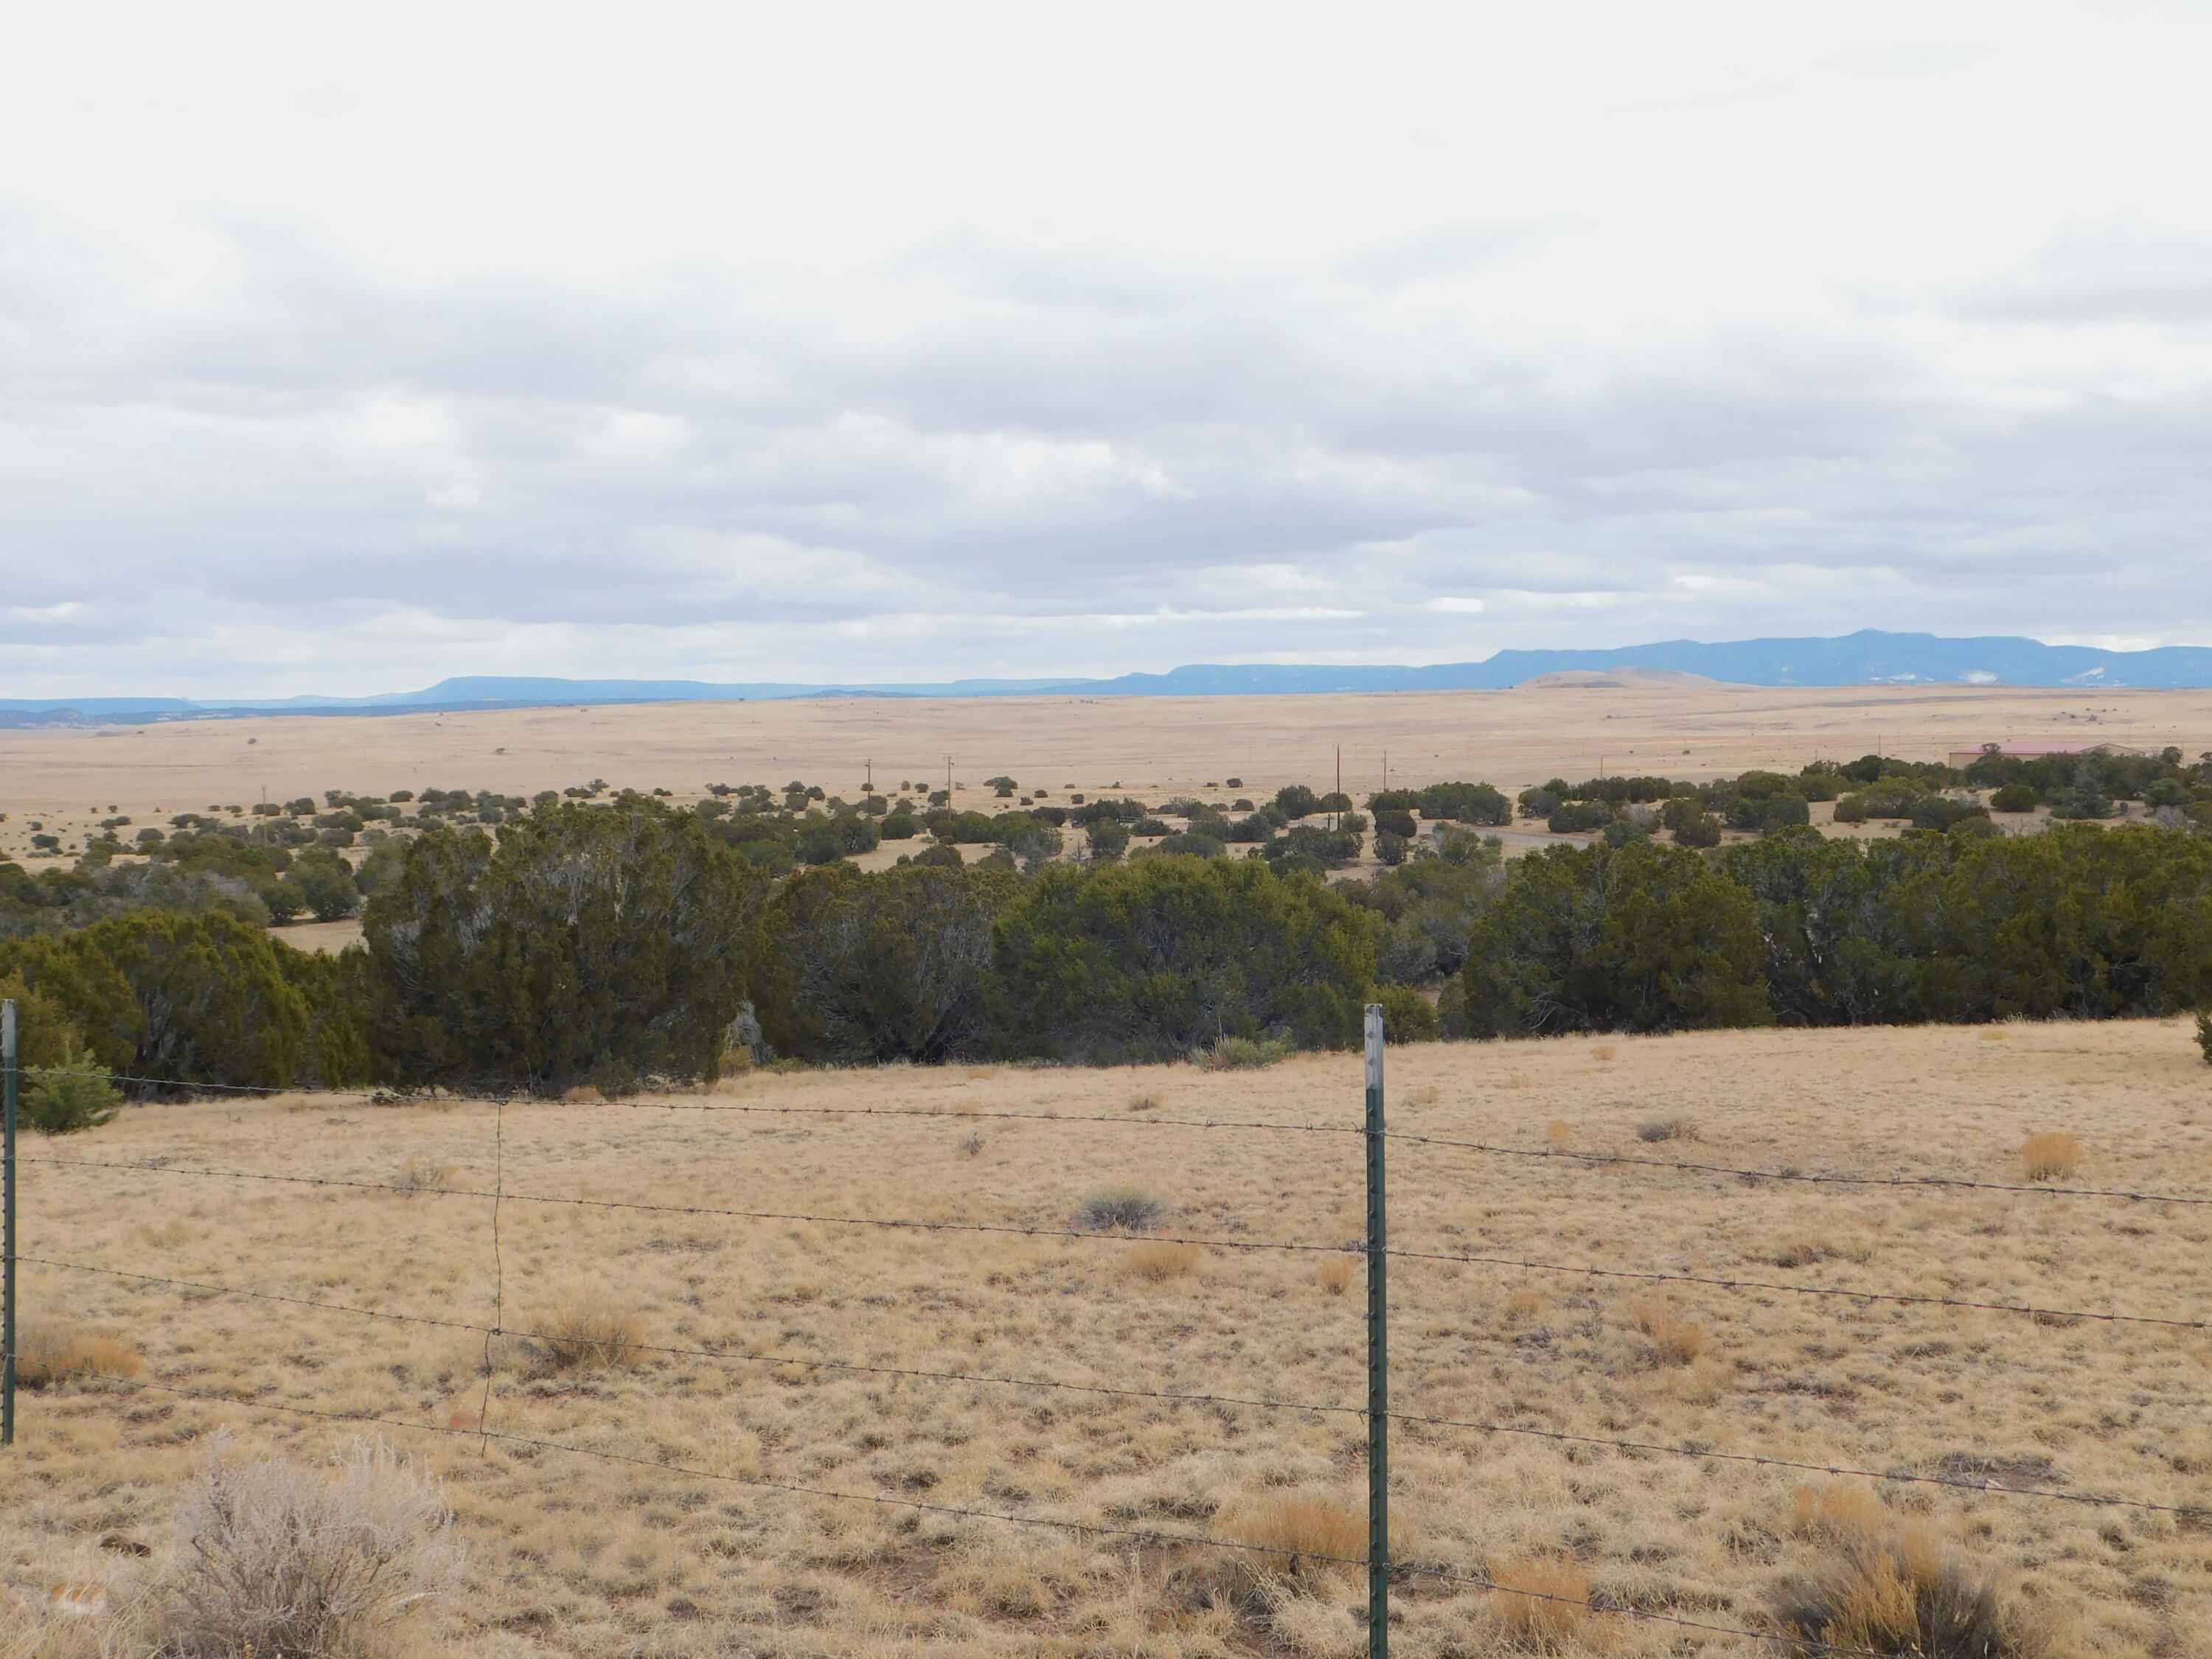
5,207 -> 2212,694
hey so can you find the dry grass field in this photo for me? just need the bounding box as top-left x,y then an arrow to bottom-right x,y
4,680 -> 2208,866
5,1018 -> 2209,1657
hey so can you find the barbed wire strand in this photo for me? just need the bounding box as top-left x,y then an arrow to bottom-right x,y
632,1096 -> 2212,1207
35,1068 -> 2211,1207
1385,1244 -> 2208,1331
24,1155 -> 2197,1332
82,1372 -> 1890,1657
1377,1126 -> 2212,1208
28,1255 -> 2187,1518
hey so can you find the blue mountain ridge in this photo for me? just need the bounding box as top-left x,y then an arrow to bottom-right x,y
5,630 -> 2210,721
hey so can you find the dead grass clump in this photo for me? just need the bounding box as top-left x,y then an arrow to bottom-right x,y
1078,1186 -> 1166,1231
955,1130 -> 987,1157
15,1328 -> 143,1389
2022,1132 -> 2079,1182
153,1438 -> 462,1659
1229,1495 -> 1364,1590
1772,1526 -> 2046,1658
530,1295 -> 647,1371
1787,1481 -> 1888,1543
1503,1289 -> 1548,1321
1773,1237 -> 1840,1269
1591,1043 -> 1618,1062
1635,1116 -> 1697,1143
1127,1093 -> 1161,1112
1627,1295 -> 1709,1365
1543,1119 -> 1573,1150
1315,1256 -> 1355,1295
559,1085 -> 605,1104
394,1156 -> 456,1193
1486,1554 -> 1592,1652
1124,1241 -> 1201,1281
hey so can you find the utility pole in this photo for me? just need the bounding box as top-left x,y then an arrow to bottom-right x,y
1335,745 -> 1343,828
1363,1003 -> 1388,1658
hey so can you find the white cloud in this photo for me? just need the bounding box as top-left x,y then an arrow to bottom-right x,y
3,2 -> 2212,696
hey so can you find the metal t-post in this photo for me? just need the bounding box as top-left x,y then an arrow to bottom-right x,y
3,997 -> 17,1447
1363,1002 -> 1387,1658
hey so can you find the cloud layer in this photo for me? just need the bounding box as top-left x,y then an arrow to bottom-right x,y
4,4 -> 2212,696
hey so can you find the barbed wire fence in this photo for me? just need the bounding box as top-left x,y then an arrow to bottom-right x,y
1,1001 -> 2204,1656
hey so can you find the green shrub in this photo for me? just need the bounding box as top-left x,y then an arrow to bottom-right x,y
1374,830 -> 1410,866
365,800 -> 765,1093
988,857 -> 1374,1062
752,862 -> 1018,1063
1419,782 -> 1513,826
1191,1034 -> 1296,1069
1273,784 -> 1321,819
1547,801 -> 1613,834
1374,984 -> 1439,1043
1832,794 -> 1869,824
1079,1186 -> 1166,1230
1086,819 -> 1131,861
1449,841 -> 1772,1038
2197,1009 -> 2212,1065
23,1057 -> 122,1135
1989,782 -> 2038,813
1373,807 -> 1417,838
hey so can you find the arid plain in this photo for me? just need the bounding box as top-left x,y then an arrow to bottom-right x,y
4,680 -> 2209,865
5,1021 -> 2210,1657
5,683 -> 2212,1657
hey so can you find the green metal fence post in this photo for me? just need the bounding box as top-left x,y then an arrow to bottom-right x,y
1363,1002 -> 1387,1659
4,997 -> 18,1447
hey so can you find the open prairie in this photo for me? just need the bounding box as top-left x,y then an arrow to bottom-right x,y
6,1018 -> 2208,1657
4,681 -> 2210,864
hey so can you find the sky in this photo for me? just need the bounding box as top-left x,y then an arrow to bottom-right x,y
4,1 -> 2212,698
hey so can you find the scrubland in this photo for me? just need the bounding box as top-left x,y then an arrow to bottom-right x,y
5,680 -> 2205,863
4,1018 -> 2210,1656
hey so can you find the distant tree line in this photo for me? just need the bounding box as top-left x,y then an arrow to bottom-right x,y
7,753 -> 2212,1110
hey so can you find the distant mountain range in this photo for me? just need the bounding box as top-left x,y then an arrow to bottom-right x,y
4,630 -> 2209,725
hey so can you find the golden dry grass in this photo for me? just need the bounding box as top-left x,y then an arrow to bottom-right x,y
1626,1295 -> 1711,1366
529,1295 -> 647,1372
1487,1554 -> 1593,1652
4,1017 -> 2210,1658
2024,1130 -> 2083,1182
1315,1256 -> 1356,1296
1121,1241 -> 1202,1282
14,1331 -> 142,1391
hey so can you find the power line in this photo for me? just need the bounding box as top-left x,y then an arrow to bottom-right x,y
30,1256 -> 2187,1517
83,1374 -> 1894,1657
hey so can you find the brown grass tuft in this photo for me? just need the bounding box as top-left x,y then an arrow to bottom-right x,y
1228,1495 -> 1365,1588
1787,1481 -> 1888,1543
1127,1093 -> 1161,1112
1315,1256 -> 1355,1296
1636,1115 -> 1697,1143
1627,1295 -> 1709,1364
1486,1554 -> 1592,1651
559,1085 -> 605,1104
530,1295 -> 647,1371
1123,1241 -> 1201,1282
16,1329 -> 143,1389
1543,1119 -> 1573,1150
395,1156 -> 456,1193
1773,1525 -> 2047,1658
1591,1043 -> 1618,1062
2022,1131 -> 2079,1182
1503,1289 -> 1548,1321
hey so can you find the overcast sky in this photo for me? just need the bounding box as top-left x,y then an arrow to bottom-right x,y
5,3 -> 2211,697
